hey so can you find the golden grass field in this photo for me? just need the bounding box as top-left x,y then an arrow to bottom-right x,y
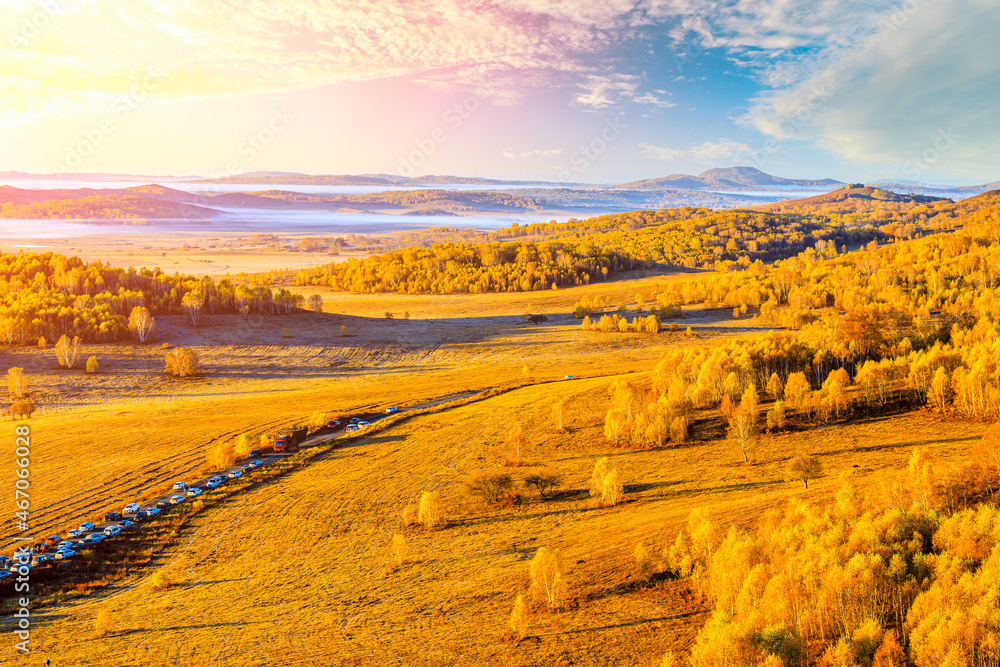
0,266 -> 987,666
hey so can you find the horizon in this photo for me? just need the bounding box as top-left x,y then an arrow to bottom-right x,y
0,1 -> 996,185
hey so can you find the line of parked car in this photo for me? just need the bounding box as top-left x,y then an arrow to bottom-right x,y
1,407 -> 400,581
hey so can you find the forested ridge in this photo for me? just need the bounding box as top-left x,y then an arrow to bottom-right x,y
294,190 -> 999,295
0,252 -> 303,343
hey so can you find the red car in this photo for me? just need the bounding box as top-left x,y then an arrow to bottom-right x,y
44,535 -> 61,546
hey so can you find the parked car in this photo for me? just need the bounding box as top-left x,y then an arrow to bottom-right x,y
563,375 -> 576,380
133,511 -> 148,522
186,487 -> 203,497
345,424 -> 359,433
0,556 -> 11,569
33,554 -> 53,567
78,522 -> 95,532
0,571 -> 12,581
349,417 -> 360,423
385,406 -> 398,413
227,470 -> 242,479
123,503 -> 140,514
105,511 -> 122,522
54,550 -> 75,560
249,448 -> 261,458
172,481 -> 188,491
32,543 -> 48,553
326,420 -> 341,429
57,541 -> 73,551
103,526 -> 122,537
44,535 -> 62,546
83,533 -> 105,544
358,420 -> 371,428
155,500 -> 171,509
205,478 -> 220,489
250,459 -> 263,467
119,520 -> 134,529
67,529 -> 82,538
169,495 -> 186,505
140,506 -> 159,518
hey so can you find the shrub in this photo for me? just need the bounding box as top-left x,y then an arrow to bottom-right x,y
523,469 -> 561,497
589,458 -> 611,497
340,325 -> 347,336
92,608 -> 115,638
37,336 -> 46,348
389,533 -> 407,567
149,570 -> 172,591
509,593 -> 530,639
234,433 -> 254,458
786,451 -> 822,488
417,490 -> 442,529
507,423 -> 527,464
766,400 -> 786,432
309,411 -> 327,428
164,348 -> 199,377
602,469 -> 624,506
7,367 -> 28,400
401,503 -> 417,527
528,547 -> 565,607
552,400 -> 566,431
85,356 -> 99,373
206,441 -> 235,469
465,470 -> 514,505
634,540 -> 654,581
9,400 -> 35,419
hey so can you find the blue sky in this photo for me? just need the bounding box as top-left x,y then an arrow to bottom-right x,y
0,0 -> 995,184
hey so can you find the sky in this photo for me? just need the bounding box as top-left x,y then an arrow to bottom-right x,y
0,0 -> 996,184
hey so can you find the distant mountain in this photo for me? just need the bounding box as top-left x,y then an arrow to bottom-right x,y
0,185 -> 220,219
0,170 -> 194,181
618,166 -> 843,190
754,185 -> 951,214
183,173 -> 562,187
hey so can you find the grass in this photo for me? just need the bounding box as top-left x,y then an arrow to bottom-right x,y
1,371 -> 982,665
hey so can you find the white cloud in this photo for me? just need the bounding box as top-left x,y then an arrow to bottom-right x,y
574,73 -> 673,109
502,147 -> 564,159
742,0 -> 1000,180
640,139 -> 753,163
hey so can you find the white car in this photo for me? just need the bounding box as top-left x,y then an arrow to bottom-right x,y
186,487 -> 203,497
103,526 -> 122,537
78,522 -> 95,532
67,529 -> 82,538
204,478 -> 220,489
54,550 -> 75,560
345,424 -> 359,433
123,503 -> 140,514
385,406 -> 399,413
358,421 -> 371,428
172,481 -> 188,491
143,506 -> 161,517
169,495 -> 186,505
227,470 -> 242,479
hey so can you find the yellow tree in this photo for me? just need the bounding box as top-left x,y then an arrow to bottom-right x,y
785,372 -> 810,411
728,406 -> 758,463
766,372 -> 784,400
7,367 -> 28,400
54,334 -> 82,369
528,547 -> 565,607
128,306 -> 155,343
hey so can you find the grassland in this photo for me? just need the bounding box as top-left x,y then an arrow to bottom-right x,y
0,264 -> 990,666
1,369 -> 982,665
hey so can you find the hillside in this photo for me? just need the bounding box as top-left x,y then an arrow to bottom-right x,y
618,166 -> 843,191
